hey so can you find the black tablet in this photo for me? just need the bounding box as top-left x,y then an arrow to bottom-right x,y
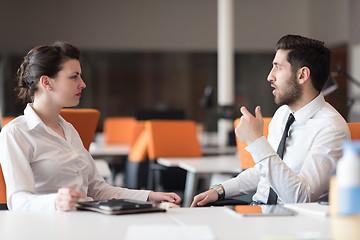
76,199 -> 166,215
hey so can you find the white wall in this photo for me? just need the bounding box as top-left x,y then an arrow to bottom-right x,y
349,43 -> 360,122
347,0 -> 360,121
349,0 -> 360,45
309,0 -> 349,46
233,0 -> 309,52
0,0 -> 216,51
0,0 -> 347,52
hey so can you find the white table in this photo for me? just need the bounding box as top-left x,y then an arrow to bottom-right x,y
158,155 -> 242,207
201,145 -> 237,156
0,205 -> 335,240
89,142 -> 130,157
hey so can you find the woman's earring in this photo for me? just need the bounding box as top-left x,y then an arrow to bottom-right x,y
48,87 -> 52,91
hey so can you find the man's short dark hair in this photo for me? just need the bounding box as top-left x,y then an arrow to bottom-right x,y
275,34 -> 331,92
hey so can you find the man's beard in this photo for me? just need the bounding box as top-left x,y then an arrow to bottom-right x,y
274,73 -> 302,106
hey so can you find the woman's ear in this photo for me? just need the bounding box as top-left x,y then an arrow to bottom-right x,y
39,75 -> 53,91
297,67 -> 310,85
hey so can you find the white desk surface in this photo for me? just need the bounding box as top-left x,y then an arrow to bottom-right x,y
89,144 -> 236,158
201,145 -> 237,156
157,155 -> 241,173
89,142 -> 130,156
0,206 -> 333,240
179,155 -> 241,174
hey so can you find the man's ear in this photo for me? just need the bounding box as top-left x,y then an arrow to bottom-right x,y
39,75 -> 52,91
297,67 -> 310,85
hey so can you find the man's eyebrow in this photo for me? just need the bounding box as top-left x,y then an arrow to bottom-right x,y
273,62 -> 281,66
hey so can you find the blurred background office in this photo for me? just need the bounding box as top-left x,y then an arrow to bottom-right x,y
1,0 -> 360,137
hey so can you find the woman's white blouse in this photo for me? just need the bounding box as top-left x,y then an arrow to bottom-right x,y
0,104 -> 150,212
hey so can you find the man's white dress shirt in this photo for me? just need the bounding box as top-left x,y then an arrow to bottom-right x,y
0,104 -> 150,211
222,93 -> 350,204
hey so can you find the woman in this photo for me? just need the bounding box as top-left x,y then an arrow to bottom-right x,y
0,42 -> 181,211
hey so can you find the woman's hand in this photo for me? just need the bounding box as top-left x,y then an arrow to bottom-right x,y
147,191 -> 181,204
55,188 -> 84,211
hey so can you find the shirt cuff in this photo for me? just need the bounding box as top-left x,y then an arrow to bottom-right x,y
142,190 -> 151,202
40,193 -> 58,212
10,192 -> 58,212
221,178 -> 241,198
245,136 -> 276,164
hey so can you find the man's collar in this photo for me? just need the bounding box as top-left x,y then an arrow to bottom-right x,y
290,93 -> 325,124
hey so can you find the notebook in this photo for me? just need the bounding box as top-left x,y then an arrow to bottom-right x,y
76,199 -> 166,215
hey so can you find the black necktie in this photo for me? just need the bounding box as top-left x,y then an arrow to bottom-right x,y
267,113 -> 295,204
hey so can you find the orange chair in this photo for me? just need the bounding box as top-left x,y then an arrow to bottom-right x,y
348,122 -> 360,140
1,116 -> 16,209
146,120 -> 202,159
128,129 -> 149,162
126,128 -> 150,188
2,116 -> 16,128
60,108 -> 100,151
129,121 -> 146,147
0,165 -> 6,209
234,118 -> 272,169
146,120 -> 202,190
103,117 -> 136,144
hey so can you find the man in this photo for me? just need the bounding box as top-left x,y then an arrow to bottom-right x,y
191,34 -> 350,207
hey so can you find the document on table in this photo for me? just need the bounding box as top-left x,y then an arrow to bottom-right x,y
283,202 -> 330,217
125,224 -> 215,240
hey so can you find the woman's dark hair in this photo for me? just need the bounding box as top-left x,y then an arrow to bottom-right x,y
275,34 -> 331,92
15,42 -> 80,103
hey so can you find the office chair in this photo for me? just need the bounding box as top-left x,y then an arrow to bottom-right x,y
103,117 -> 136,144
126,125 -> 149,189
60,108 -> 100,151
0,117 -> 16,210
146,120 -> 202,191
102,117 -> 139,184
347,122 -> 360,140
1,116 -> 15,129
0,165 -> 7,210
129,120 -> 146,147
